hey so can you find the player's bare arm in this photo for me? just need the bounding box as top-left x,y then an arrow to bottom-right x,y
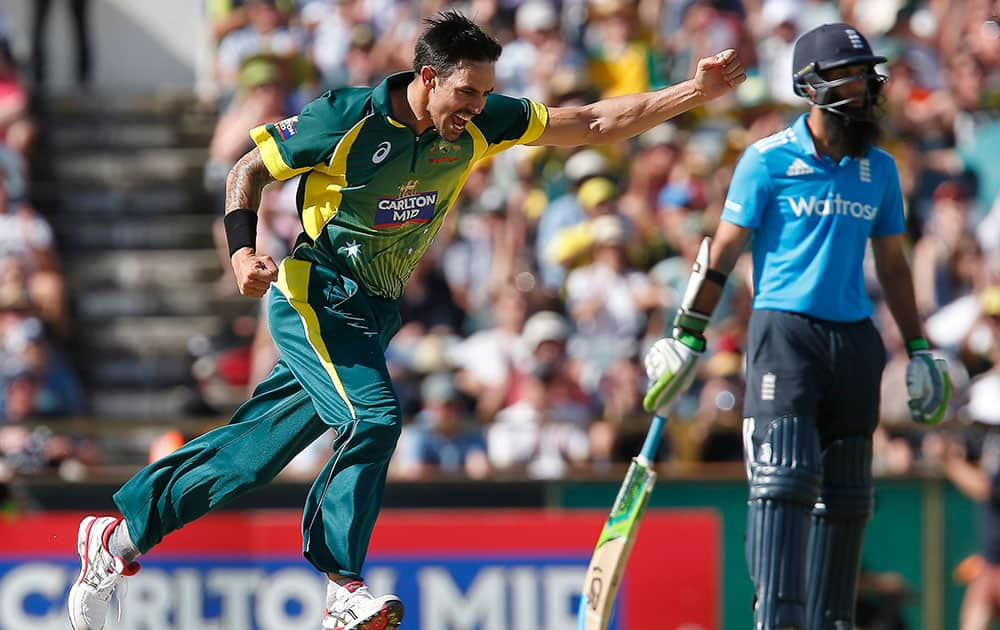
530,49 -> 746,147
870,233 -> 924,342
225,147 -> 279,298
872,232 -> 952,424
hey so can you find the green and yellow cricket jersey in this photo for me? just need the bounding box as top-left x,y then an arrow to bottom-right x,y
250,71 -> 548,299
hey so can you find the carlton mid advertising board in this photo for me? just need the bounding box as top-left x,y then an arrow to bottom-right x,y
0,510 -> 718,629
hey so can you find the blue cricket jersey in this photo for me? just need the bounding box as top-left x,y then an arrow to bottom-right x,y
720,114 -> 905,322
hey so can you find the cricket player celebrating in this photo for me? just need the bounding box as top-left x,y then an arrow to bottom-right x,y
68,11 -> 745,630
643,23 -> 951,629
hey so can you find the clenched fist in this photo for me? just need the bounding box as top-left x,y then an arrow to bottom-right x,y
693,49 -> 747,101
231,248 -> 278,298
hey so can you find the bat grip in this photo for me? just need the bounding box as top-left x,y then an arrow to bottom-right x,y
638,414 -> 667,464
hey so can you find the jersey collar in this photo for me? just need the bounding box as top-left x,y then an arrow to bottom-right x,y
372,71 -> 416,125
791,113 -> 821,160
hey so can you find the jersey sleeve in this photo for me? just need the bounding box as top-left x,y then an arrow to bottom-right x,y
720,147 -> 772,228
250,92 -> 351,181
871,158 -> 906,237
470,94 -> 548,161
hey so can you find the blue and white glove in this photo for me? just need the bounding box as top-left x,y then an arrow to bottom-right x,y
642,331 -> 705,414
905,338 -> 951,425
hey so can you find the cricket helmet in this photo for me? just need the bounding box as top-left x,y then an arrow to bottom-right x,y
792,23 -> 887,118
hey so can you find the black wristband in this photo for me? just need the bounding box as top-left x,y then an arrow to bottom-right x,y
224,209 -> 257,257
705,268 -> 728,288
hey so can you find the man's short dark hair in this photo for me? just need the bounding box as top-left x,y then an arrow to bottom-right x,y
413,11 -> 502,78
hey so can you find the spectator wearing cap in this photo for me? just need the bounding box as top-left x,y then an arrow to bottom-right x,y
496,0 -> 563,101
487,340 -> 591,479
502,311 -> 591,425
391,372 -> 489,480
215,0 -> 307,94
546,176 -> 620,269
535,149 -> 614,289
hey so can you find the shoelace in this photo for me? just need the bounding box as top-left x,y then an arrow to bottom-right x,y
323,584 -> 374,628
92,552 -> 134,623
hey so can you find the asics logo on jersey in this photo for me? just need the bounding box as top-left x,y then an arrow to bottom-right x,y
786,158 -> 814,176
372,141 -> 391,164
786,193 -> 878,220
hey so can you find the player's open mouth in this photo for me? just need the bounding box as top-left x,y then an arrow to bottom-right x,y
450,114 -> 469,133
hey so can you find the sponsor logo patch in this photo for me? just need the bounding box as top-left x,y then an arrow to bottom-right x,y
275,116 -> 298,140
785,158 -> 814,176
785,193 -> 878,220
372,141 -> 391,164
374,180 -> 438,228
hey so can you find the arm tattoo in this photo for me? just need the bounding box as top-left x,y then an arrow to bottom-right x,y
225,148 -> 275,214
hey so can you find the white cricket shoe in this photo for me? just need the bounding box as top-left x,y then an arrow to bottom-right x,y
322,580 -> 404,630
68,515 -> 140,630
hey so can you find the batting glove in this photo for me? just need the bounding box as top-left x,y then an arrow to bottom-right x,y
905,339 -> 951,425
642,334 -> 704,414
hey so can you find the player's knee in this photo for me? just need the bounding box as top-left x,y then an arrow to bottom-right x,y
748,416 -> 822,505
816,437 -> 873,519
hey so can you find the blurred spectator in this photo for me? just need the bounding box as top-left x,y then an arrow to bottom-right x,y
692,344 -> 745,463
0,312 -> 83,421
535,148 -> 614,289
215,0 -> 308,94
447,285 -> 526,419
589,354 -> 666,465
487,368 -> 591,479
912,180 -> 979,314
0,173 -> 67,334
391,372 -> 490,479
564,214 -> 662,386
205,54 -> 293,200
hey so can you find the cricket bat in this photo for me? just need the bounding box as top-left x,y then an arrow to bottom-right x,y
577,414 -> 667,630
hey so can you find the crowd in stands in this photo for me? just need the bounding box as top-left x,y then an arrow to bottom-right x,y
0,8 -> 86,481
3,0 -> 1000,486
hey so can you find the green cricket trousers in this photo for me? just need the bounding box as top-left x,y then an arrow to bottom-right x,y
114,257 -> 403,577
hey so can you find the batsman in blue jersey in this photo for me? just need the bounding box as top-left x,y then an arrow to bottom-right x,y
643,23 -> 951,629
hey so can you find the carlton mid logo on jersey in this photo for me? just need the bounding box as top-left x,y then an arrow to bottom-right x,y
375,179 -> 438,228
785,193 -> 879,220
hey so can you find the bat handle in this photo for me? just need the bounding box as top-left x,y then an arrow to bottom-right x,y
638,414 -> 668,464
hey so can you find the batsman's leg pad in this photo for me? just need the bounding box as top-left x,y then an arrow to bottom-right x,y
745,416 -> 822,630
807,437 -> 874,630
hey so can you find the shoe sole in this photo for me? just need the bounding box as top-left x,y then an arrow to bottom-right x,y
349,599 -> 404,630
68,515 -> 98,630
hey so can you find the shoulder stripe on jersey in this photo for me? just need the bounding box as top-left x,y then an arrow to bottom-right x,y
476,99 -> 549,161
251,124 -> 312,181
273,258 -> 358,420
301,114 -> 372,240
753,128 -> 796,153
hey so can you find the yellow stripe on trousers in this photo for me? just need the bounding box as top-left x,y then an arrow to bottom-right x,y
274,258 -> 357,420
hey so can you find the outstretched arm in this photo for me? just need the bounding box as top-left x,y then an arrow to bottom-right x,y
225,147 -> 280,298
529,49 -> 745,147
